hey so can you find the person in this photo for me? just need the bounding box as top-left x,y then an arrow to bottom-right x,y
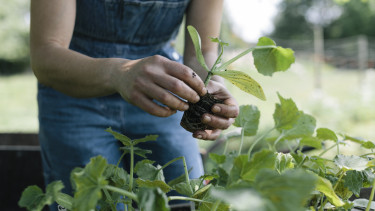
30,0 -> 238,209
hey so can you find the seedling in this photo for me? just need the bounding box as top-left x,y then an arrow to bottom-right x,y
180,25 -> 295,132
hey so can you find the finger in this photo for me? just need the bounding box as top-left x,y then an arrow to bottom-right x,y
154,75 -> 200,104
164,61 -> 207,96
193,129 -> 222,141
130,91 -> 177,117
140,82 -> 189,111
212,103 -> 239,118
201,113 -> 234,130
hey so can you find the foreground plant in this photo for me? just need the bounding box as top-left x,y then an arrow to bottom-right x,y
180,25 -> 295,132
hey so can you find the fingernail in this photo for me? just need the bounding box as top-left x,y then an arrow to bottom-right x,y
203,115 -> 211,122
212,105 -> 221,113
202,87 -> 207,95
183,104 -> 189,110
197,135 -> 202,139
195,95 -> 200,102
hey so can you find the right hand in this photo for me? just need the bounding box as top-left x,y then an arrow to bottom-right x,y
112,55 -> 207,117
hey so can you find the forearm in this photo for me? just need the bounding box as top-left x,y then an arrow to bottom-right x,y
31,44 -> 125,98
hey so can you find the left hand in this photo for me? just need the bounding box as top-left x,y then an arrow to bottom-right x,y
193,80 -> 239,140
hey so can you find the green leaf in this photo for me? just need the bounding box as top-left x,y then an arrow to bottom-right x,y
334,154 -> 369,172
167,168 -> 193,186
228,150 -> 276,186
133,135 -> 158,145
317,128 -> 338,142
71,155 -> 108,211
136,179 -> 172,193
210,187 -> 270,211
275,153 -> 294,174
343,134 -> 375,149
173,182 -> 194,197
192,183 -> 212,199
353,199 -> 375,210
105,127 -> 131,146
137,188 -> 170,211
120,146 -> 152,158
233,105 -> 260,136
198,191 -> 231,211
104,164 -> 129,188
210,37 -> 229,47
255,169 -> 317,211
253,37 -> 295,76
273,93 -> 301,131
300,136 -> 323,149
344,171 -> 363,197
187,25 -> 210,72
18,181 -> 64,211
284,113 -> 316,138
214,70 -> 266,101
209,153 -> 226,164
55,192 -> 73,211
134,160 -> 165,181
315,176 -> 345,207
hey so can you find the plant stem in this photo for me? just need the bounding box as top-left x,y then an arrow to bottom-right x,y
318,143 -> 338,157
216,45 -> 276,72
204,71 -> 213,86
104,185 -> 138,202
168,196 -> 208,204
248,127 -> 275,160
273,131 -> 286,151
238,128 -> 245,156
365,178 -> 375,211
103,189 -> 117,211
116,151 -> 126,167
129,144 -> 134,192
212,200 -> 222,211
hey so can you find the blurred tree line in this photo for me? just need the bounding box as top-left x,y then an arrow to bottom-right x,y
0,0 -> 30,75
270,0 -> 375,40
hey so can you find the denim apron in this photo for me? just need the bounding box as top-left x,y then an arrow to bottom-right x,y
38,0 -> 203,208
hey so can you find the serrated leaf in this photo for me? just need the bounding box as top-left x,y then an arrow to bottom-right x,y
253,37 -> 295,76
71,155 -> 108,211
275,153 -> 294,174
315,176 -> 345,207
198,192 -> 231,211
55,192 -> 73,210
209,153 -> 226,164
273,93 -> 301,131
133,135 -> 158,145
187,25 -> 210,72
136,179 -> 172,193
233,105 -> 260,136
210,187 -> 269,211
214,70 -> 266,100
104,164 -> 129,188
18,181 -> 64,211
105,127 -> 131,146
192,183 -> 212,199
173,182 -> 194,197
134,160 -> 165,181
137,188 -> 170,211
255,169 -> 317,211
317,128 -> 338,142
167,168 -> 192,187
344,171 -> 363,197
334,154 -> 368,172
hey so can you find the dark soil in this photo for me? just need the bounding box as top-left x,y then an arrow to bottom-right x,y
180,93 -> 224,132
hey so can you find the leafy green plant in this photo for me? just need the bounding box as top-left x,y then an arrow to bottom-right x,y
180,25 -> 295,132
18,26 -> 375,211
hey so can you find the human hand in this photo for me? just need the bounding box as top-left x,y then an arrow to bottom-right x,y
113,55 -> 207,117
192,80 -> 239,140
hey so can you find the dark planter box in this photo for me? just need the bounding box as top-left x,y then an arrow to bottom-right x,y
0,133 -> 45,211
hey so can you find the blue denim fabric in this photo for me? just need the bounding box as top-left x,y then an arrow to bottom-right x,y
38,0 -> 204,210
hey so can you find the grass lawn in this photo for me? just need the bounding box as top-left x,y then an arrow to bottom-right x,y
1,58 -> 375,147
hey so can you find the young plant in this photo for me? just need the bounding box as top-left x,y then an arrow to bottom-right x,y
180,25 -> 295,132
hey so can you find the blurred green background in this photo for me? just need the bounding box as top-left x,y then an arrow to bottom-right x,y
1,0 -> 375,149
